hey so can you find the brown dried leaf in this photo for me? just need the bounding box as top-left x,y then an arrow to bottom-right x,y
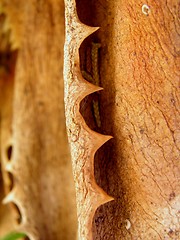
0,1 -> 77,239
65,0 -> 180,239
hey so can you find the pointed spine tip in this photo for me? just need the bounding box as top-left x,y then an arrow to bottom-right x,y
2,190 -> 15,204
5,162 -> 13,172
100,135 -> 113,147
93,133 -> 113,149
99,196 -> 114,207
84,80 -> 103,93
104,135 -> 113,142
83,25 -> 99,36
86,84 -> 103,96
102,194 -> 114,204
78,81 -> 103,103
93,85 -> 103,93
74,24 -> 100,47
96,186 -> 114,206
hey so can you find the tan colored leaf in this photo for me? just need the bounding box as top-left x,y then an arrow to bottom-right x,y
0,0 -> 179,239
64,0 -> 180,239
0,1 -> 77,239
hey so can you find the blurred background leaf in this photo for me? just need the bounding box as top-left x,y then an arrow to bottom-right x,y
0,232 -> 26,240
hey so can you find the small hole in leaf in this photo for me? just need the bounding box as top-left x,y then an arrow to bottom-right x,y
11,203 -> 22,224
6,145 -> 13,160
7,171 -> 14,191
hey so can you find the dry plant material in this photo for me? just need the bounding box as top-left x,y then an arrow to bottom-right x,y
64,2 -> 114,239
64,0 -> 180,239
81,42 -> 102,129
0,5 -> 18,235
0,0 -> 179,239
0,1 -> 77,239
